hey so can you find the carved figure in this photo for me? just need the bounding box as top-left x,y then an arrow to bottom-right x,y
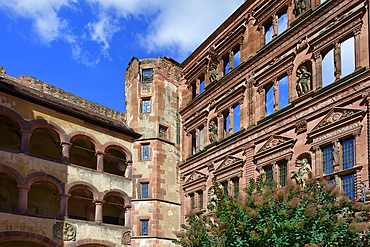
122,231 -> 131,245
209,121 -> 218,143
53,222 -> 77,241
296,66 -> 311,97
292,158 -> 312,188
207,186 -> 217,212
209,62 -> 218,83
294,0 -> 310,16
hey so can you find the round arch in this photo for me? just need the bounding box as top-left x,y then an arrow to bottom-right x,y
29,119 -> 67,143
69,132 -> 103,152
103,189 -> 131,207
67,181 -> 101,201
66,239 -> 121,247
0,164 -> 22,186
0,231 -> 58,247
104,142 -> 132,162
26,172 -> 64,194
0,106 -> 26,131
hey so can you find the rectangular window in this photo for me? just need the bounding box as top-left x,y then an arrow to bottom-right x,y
322,146 -> 334,175
279,160 -> 287,187
190,193 -> 195,210
278,12 -> 287,35
266,86 -> 274,116
234,50 -> 240,68
159,126 -> 168,139
233,104 -> 241,133
222,181 -> 228,195
265,23 -> 273,44
142,144 -> 149,160
279,76 -> 289,110
141,220 -> 149,236
341,37 -> 355,78
225,113 -> 230,132
322,49 -> 335,87
341,138 -> 354,170
198,191 -> 203,210
265,165 -> 273,181
199,127 -> 205,151
200,78 -> 205,94
232,178 -> 239,198
141,183 -> 149,199
342,174 -> 355,200
142,99 -> 150,113
142,69 -> 153,82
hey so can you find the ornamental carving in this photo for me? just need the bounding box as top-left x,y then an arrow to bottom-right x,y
122,231 -> 131,245
260,137 -> 288,152
292,157 -> 312,189
209,121 -> 218,143
185,170 -> 207,184
209,62 -> 218,83
207,186 -> 217,212
53,222 -> 76,241
294,0 -> 310,16
318,110 -> 354,128
295,119 -> 307,134
296,65 -> 311,97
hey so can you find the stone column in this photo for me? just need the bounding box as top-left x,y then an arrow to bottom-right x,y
20,130 -> 32,154
61,142 -> 71,165
96,151 -> 105,172
17,185 -> 30,214
273,79 -> 279,112
196,78 -> 200,95
332,139 -> 340,172
229,106 -> 234,134
334,41 -> 341,80
229,50 -> 234,70
217,113 -> 224,140
59,194 -> 70,218
205,65 -> 210,87
354,27 -> 361,69
204,120 -> 210,147
258,86 -> 266,120
125,206 -> 132,227
218,59 -> 224,78
272,13 -> 278,39
287,67 -> 295,102
259,25 -> 265,46
239,41 -> 244,63
187,132 -> 192,157
313,146 -> 322,177
287,1 -> 294,26
313,51 -> 322,90
227,179 -> 232,195
94,200 -> 105,223
195,128 -> 200,153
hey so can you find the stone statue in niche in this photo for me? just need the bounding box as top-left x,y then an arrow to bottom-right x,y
296,65 -> 311,97
207,186 -> 217,212
209,62 -> 218,83
53,222 -> 77,241
209,121 -> 218,143
294,0 -> 310,16
292,158 -> 312,189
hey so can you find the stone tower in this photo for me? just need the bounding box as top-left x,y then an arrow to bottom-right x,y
125,57 -> 182,246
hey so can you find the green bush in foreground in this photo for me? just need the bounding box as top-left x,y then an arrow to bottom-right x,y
174,175 -> 370,247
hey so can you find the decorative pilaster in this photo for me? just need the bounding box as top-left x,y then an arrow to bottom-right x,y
313,146 -> 321,177
272,14 -> 278,39
20,130 -> 32,155
353,27 -> 361,69
273,79 -> 279,112
125,206 -> 132,227
196,79 -> 200,95
218,59 -> 224,78
258,86 -> 266,120
239,99 -> 244,129
229,50 -> 234,70
272,162 -> 278,182
287,67 -> 294,102
17,185 -> 30,214
229,107 -> 234,134
195,128 -> 200,153
217,113 -> 224,140
313,51 -> 322,90
126,161 -> 133,179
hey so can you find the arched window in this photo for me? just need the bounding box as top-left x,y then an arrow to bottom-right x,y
70,139 -> 97,169
68,188 -> 95,221
0,173 -> 18,212
28,181 -> 59,217
104,149 -> 127,177
30,128 -> 62,161
0,115 -> 21,151
103,195 -> 125,226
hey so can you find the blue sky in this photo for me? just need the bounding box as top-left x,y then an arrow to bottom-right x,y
0,0 -> 242,113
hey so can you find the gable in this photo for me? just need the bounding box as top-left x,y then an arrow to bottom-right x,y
256,135 -> 293,154
215,155 -> 244,171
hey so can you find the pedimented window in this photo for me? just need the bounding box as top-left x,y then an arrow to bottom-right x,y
182,171 -> 207,214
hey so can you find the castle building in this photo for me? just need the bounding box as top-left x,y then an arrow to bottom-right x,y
0,0 -> 370,246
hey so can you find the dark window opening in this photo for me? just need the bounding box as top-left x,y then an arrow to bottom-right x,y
104,149 -> 127,177
0,115 -> 21,151
70,138 -> 97,169
30,128 -> 62,161
142,69 -> 153,82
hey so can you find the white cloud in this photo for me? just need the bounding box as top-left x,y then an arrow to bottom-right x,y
1,0 -> 243,65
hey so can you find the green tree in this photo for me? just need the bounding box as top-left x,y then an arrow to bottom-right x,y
174,176 -> 370,247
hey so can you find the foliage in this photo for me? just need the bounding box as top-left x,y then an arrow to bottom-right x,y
174,175 -> 370,247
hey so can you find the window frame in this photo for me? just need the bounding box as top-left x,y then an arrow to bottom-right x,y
141,97 -> 151,114
140,220 -> 149,236
141,143 -> 150,161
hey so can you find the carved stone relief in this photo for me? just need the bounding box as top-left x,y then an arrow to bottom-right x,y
122,231 -> 131,245
209,62 -> 218,83
53,222 -> 77,241
296,65 -> 311,97
318,110 -> 354,128
295,119 -> 307,134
